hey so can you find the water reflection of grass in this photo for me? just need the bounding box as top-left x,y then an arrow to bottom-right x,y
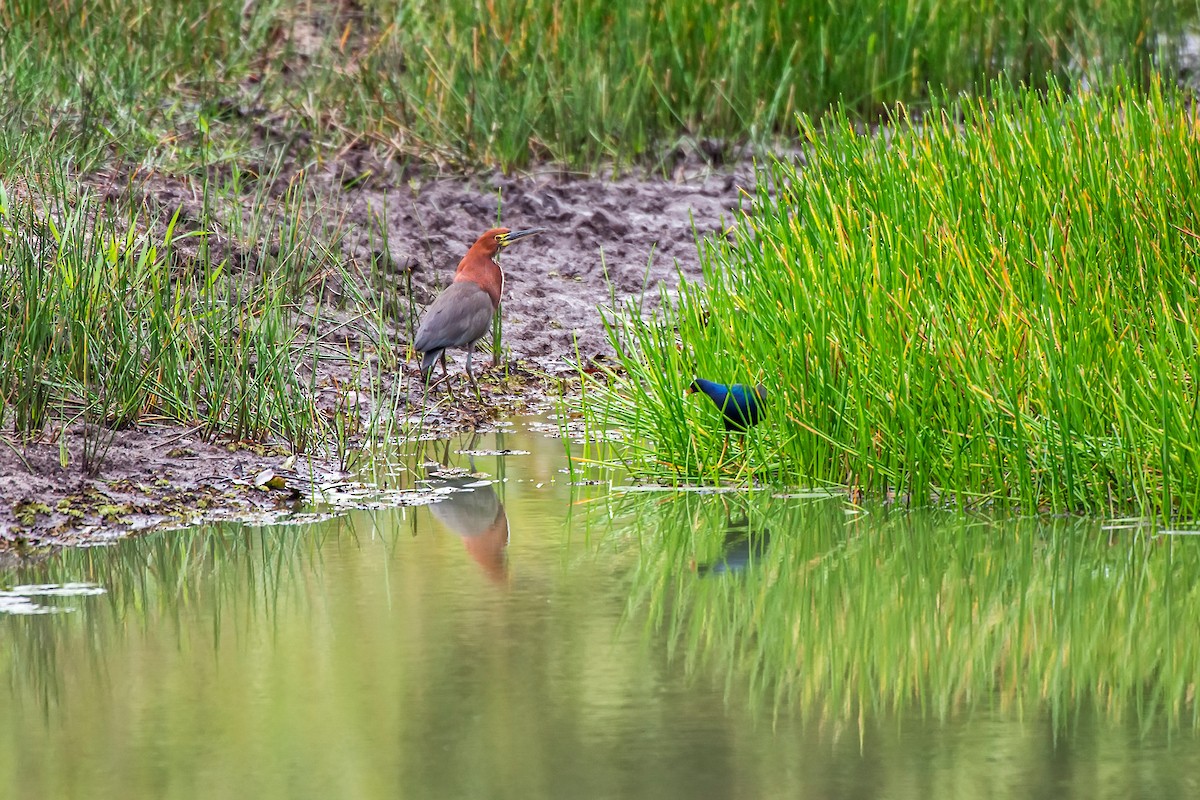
2,521 -> 332,708
602,490 -> 1200,729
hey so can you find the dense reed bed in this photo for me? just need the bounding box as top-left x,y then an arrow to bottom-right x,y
0,173 -> 360,469
0,0 -> 1193,170
584,81 -> 1200,516
607,491 -> 1200,728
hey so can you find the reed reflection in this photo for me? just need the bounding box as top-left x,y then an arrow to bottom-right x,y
593,487 -> 1200,730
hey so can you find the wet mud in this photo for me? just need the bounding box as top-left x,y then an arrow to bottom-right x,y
0,153 -> 756,550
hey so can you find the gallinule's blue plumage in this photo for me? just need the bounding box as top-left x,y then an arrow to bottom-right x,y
689,379 -> 767,432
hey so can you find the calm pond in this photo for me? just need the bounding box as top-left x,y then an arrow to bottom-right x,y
2,418 -> 1199,799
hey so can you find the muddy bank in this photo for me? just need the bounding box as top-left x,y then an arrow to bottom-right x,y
142,152 -> 756,363
333,158 -> 753,363
0,425 -> 317,552
0,155 -> 755,550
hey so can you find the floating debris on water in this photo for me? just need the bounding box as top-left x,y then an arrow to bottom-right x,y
1101,518 -> 1153,531
476,421 -> 516,431
314,479 -> 503,510
239,511 -> 342,528
0,582 -> 106,615
612,485 -> 765,494
526,419 -> 624,444
424,465 -> 484,480
609,485 -> 842,498
0,596 -> 54,615
4,583 -> 107,597
316,483 -> 449,509
770,490 -> 846,499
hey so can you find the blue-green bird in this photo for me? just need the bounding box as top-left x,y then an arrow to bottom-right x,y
688,378 -> 767,432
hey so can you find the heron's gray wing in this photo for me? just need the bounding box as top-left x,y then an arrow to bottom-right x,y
413,282 -> 496,353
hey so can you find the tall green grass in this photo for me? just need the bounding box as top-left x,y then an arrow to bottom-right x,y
604,491 -> 1200,729
346,0 -> 1196,168
0,0 -> 286,170
0,0 -> 1194,170
584,79 -> 1200,516
0,174 -> 333,470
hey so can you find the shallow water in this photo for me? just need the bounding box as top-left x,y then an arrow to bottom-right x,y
2,420 -> 1200,799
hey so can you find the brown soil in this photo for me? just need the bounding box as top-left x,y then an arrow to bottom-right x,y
0,152 -> 755,553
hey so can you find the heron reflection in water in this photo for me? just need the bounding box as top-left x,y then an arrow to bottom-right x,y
422,435 -> 510,584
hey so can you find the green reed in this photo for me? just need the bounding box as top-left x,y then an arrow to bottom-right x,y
584,79 -> 1200,516
350,0 -> 1194,169
599,490 -> 1200,729
0,0 -> 1195,171
0,173 -> 328,466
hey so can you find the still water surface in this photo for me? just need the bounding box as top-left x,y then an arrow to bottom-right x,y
2,419 -> 1199,799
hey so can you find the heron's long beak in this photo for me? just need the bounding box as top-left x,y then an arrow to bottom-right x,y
498,228 -> 546,246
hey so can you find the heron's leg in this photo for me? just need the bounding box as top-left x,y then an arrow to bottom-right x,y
419,350 -> 439,394
424,351 -> 456,399
424,350 -> 451,400
465,343 -> 478,388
